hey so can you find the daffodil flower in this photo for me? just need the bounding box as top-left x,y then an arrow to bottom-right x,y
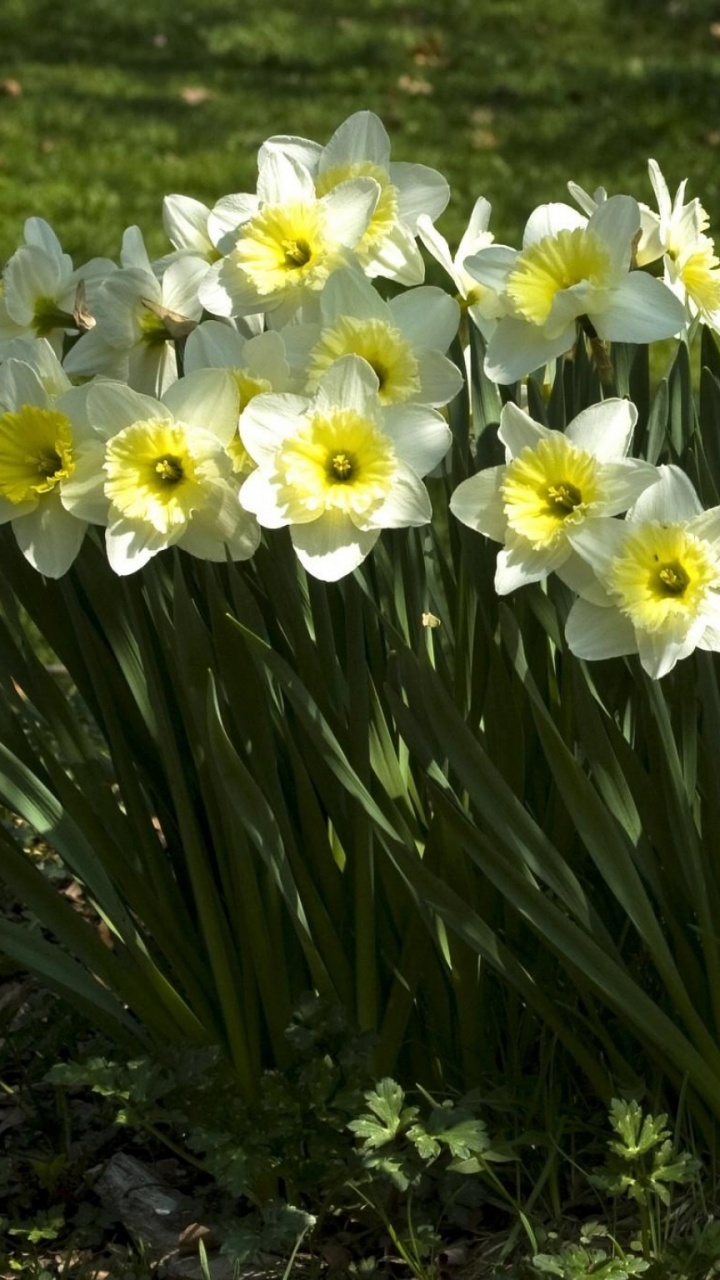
280,267 -> 462,408
0,341 -> 98,576
258,110 -> 450,285
566,466 -> 720,679
638,160 -> 720,330
63,227 -> 206,397
465,196 -> 686,383
416,197 -> 505,339
0,218 -> 115,359
199,152 -> 380,326
238,354 -> 451,581
61,368 -> 260,575
449,398 -> 659,595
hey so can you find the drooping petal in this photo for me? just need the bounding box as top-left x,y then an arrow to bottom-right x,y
290,509 -> 379,581
484,317 -> 577,384
14,494 -> 87,578
357,461 -> 431,529
565,597 -> 637,661
60,443 -> 109,525
590,272 -> 685,342
494,538 -> 569,593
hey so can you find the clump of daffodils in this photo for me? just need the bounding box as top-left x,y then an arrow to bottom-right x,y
1,109 -> 719,678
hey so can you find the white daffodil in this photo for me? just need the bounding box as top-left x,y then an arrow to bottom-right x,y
449,398 -> 659,596
566,466 -> 720,679
465,195 -> 686,383
636,160 -> 720,330
0,218 -> 115,359
184,320 -> 295,479
199,152 -> 380,326
63,227 -> 206,397
162,194 -> 218,263
416,197 -> 505,339
238,354 -> 451,581
281,267 -> 462,409
258,110 -> 449,285
0,341 -> 98,576
61,368 -> 260,575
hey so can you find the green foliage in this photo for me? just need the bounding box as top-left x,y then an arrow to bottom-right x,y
591,1099 -> 700,1208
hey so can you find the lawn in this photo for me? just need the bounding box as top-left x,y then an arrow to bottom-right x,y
0,0 -> 719,265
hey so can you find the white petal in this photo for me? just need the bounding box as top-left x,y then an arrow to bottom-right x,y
565,598 -> 637,661
590,273 -> 685,343
105,521 -> 170,575
179,492 -> 260,561
566,516 -> 630,576
184,319 -> 247,372
24,217 -> 65,260
391,162 -> 450,228
314,354 -> 380,417
593,460 -> 661,515
464,245 -> 517,292
62,327 -> 129,381
87,381 -> 171,439
588,195 -> 640,275
449,468 -> 507,541
290,510 -> 379,581
637,628 -> 694,680
0,358 -> 49,409
14,495 -> 87,578
320,267 -> 388,325
239,392 -> 309,464
389,287 -> 460,352
322,178 -> 380,248
359,462 -> 431,529
415,350 -> 464,407
322,111 -> 390,169
364,223 -> 425,284
161,255 -> 206,318
162,194 -> 212,254
61,443 -> 109,524
484,317 -> 577,384
258,135 -> 323,175
381,405 -> 451,476
162,367 -> 239,445
523,203 -> 586,246
498,400 -> 552,456
555,550 -> 613,604
495,539 -> 569,593
207,194 -> 259,251
566,398 -> 638,460
627,463 -> 702,523
257,151 -> 316,205
5,246 -> 61,325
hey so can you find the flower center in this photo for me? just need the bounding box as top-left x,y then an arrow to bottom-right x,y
307,317 -> 420,404
104,418 -> 203,534
0,404 -> 75,504
232,201 -> 342,299
274,407 -> 396,520
506,227 -> 613,326
500,435 -> 601,549
607,523 -> 720,634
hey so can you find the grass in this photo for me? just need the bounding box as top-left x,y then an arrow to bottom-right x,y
0,0 -> 719,266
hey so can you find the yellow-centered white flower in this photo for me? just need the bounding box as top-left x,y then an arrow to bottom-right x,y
200,152 -> 380,325
465,196 -> 685,383
281,267 -> 462,409
566,466 -> 720,679
239,354 -> 451,581
450,398 -> 659,596
61,369 -> 260,575
258,111 -> 450,286
0,341 -> 95,576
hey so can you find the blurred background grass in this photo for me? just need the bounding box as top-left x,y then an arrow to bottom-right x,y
0,0 -> 719,266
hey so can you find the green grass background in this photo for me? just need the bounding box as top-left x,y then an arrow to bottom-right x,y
1,0 -> 719,270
